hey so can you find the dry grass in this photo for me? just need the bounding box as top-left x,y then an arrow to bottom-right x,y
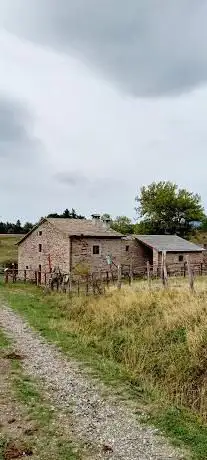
47,279 -> 207,419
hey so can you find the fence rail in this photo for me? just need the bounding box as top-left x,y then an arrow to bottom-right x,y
2,260 -> 207,294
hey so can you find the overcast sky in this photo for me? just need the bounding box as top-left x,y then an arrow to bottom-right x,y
1,1 -> 207,223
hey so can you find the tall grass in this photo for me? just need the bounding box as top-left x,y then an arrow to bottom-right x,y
46,283 -> 207,420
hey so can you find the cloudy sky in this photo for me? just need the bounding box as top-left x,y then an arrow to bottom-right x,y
1,1 -> 207,223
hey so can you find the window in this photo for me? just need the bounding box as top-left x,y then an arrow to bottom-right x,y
126,245 -> 129,252
179,255 -> 184,262
39,231 -> 42,236
38,264 -> 41,271
26,265 -> 28,270
39,243 -> 42,252
93,245 -> 100,255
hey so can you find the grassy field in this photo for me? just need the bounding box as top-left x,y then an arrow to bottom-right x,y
1,280 -> 207,459
0,235 -> 22,267
0,328 -> 81,459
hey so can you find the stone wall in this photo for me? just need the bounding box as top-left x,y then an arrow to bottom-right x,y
158,251 -> 204,275
18,220 -> 69,281
122,238 -> 153,271
71,237 -> 122,273
159,251 -> 203,265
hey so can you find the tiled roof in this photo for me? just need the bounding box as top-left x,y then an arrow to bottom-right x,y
17,218 -> 122,244
47,218 -> 122,237
135,235 -> 203,252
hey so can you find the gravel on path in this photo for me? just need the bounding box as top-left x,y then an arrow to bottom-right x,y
0,304 -> 186,460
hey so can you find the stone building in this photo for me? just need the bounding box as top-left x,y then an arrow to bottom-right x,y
18,218 -> 204,282
17,215 -> 122,280
122,234 -> 203,274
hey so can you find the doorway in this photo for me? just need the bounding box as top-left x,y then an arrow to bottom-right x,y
38,264 -> 41,284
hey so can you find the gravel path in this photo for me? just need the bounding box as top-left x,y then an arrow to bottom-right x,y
0,304 -> 186,460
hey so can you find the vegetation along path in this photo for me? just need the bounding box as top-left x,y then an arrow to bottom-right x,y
0,303 -> 186,460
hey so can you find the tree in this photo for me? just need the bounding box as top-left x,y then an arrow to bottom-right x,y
135,181 -> 205,236
47,208 -> 85,219
15,219 -> 22,233
111,216 -> 134,235
23,222 -> 33,234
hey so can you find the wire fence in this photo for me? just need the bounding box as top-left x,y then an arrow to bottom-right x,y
1,260 -> 207,295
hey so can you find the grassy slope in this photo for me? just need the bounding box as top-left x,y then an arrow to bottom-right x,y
0,235 -> 21,266
0,328 -> 80,459
1,282 -> 207,459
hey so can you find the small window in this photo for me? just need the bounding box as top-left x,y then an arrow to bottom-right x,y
179,255 -> 184,262
93,245 -> 100,255
126,245 -> 129,252
39,243 -> 42,252
39,264 -> 41,271
26,265 -> 28,270
39,231 -> 42,236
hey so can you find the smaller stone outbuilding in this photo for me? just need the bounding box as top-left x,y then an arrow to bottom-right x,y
122,234 -> 204,274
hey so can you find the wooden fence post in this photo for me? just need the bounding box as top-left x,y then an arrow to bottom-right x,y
117,265 -> 122,289
92,273 -> 96,295
147,261 -> 151,288
161,251 -> 168,287
186,256 -> 195,292
86,275 -> 89,295
106,271 -> 109,288
12,265 -> 15,283
129,260 -> 133,285
69,273 -> 72,295
4,269 -> 8,284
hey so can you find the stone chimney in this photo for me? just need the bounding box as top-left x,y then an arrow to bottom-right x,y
91,214 -> 101,225
102,216 -> 111,229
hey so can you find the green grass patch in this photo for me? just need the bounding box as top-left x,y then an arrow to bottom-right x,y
0,328 -> 9,349
0,235 -> 21,267
1,283 -> 207,459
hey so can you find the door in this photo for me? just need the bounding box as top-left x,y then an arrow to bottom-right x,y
38,264 -> 41,284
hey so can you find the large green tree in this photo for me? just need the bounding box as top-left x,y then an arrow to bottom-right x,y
101,214 -> 134,234
135,181 -> 205,236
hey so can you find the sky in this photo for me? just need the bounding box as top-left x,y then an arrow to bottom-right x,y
1,0 -> 207,223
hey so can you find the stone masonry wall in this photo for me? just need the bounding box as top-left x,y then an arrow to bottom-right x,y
71,237 -> 122,273
18,220 -> 70,281
157,251 -> 204,274
121,239 -> 153,270
158,251 -> 203,266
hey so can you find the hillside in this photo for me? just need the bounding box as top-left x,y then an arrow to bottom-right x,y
0,234 -> 22,267
190,231 -> 207,246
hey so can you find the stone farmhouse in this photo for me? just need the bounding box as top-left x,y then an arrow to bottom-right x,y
17,216 -> 204,281
18,215 -> 122,280
122,234 -> 203,274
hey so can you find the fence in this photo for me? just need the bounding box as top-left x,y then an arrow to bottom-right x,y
2,259 -> 207,294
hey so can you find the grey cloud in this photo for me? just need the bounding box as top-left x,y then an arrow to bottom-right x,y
2,0 -> 207,96
55,170 -> 125,192
54,171 -> 89,186
0,95 -> 41,161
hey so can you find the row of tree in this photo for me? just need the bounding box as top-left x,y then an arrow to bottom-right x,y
0,209 -> 85,234
1,182 -> 206,237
